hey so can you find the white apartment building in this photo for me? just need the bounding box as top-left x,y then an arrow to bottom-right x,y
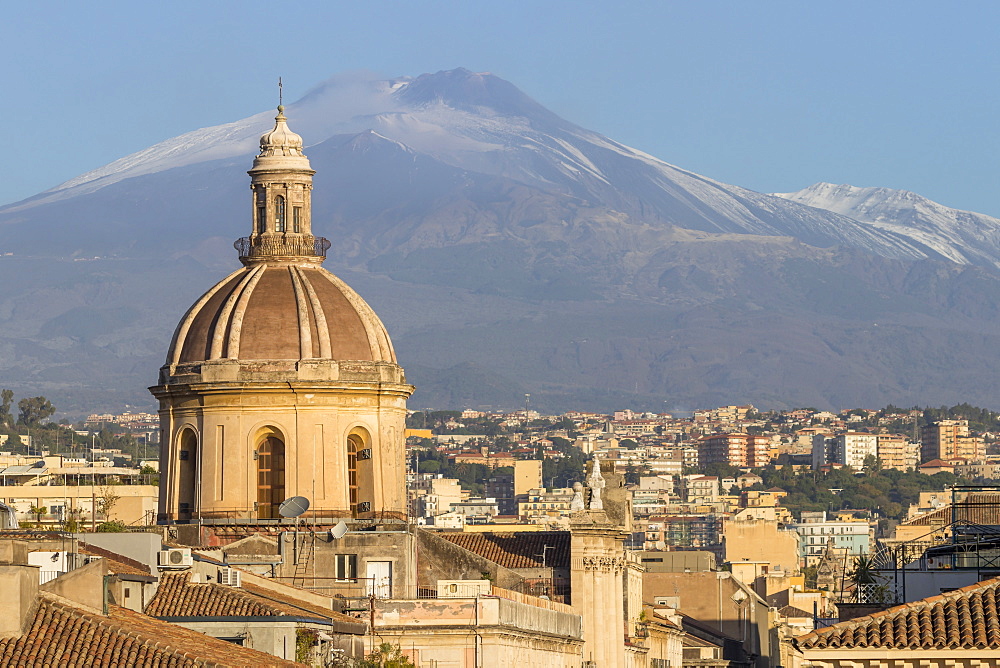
790,511 -> 872,565
812,432 -> 877,471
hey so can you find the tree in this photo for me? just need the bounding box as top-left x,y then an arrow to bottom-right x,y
624,463 -> 641,485
0,389 -> 13,427
95,520 -> 127,532
847,555 -> 891,604
28,505 -> 47,522
418,460 -> 441,474
98,485 -> 121,520
357,642 -> 416,668
17,396 -> 54,427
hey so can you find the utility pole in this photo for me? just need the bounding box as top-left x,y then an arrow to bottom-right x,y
91,433 -> 96,531
536,544 -> 553,568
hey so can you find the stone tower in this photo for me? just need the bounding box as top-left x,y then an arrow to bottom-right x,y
150,106 -> 413,525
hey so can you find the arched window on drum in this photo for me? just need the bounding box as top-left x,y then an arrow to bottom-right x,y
275,195 -> 286,232
347,428 -> 373,518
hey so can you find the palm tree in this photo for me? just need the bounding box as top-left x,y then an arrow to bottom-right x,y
848,555 -> 888,603
28,505 -> 46,523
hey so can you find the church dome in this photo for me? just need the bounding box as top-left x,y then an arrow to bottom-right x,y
167,263 -> 396,365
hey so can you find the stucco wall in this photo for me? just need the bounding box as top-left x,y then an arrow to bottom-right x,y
372,597 -> 583,668
723,519 -> 800,573
173,619 -> 299,661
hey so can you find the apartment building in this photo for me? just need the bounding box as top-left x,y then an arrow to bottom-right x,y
698,433 -> 770,468
789,511 -> 872,565
811,432 -> 877,471
876,433 -> 919,471
921,419 -> 985,463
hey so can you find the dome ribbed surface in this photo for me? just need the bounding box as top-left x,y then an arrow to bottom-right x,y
167,264 -> 396,365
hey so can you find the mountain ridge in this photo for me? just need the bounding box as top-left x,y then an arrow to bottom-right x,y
2,68 -> 1000,414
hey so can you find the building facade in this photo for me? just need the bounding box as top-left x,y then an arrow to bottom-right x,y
920,419 -> 985,463
790,511 -> 871,566
698,433 -> 770,468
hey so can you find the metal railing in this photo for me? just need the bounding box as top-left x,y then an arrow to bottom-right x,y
156,509 -> 409,524
234,235 -> 331,260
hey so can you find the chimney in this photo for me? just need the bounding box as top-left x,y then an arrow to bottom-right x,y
0,540 -> 39,637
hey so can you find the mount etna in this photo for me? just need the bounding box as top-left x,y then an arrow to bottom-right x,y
4,68 -> 1000,414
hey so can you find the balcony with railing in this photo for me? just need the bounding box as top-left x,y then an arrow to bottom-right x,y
234,235 -> 331,261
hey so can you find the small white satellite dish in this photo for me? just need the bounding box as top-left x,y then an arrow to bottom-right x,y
330,521 -> 348,540
278,495 -> 310,518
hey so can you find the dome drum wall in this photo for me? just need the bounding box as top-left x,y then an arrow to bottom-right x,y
152,379 -> 409,523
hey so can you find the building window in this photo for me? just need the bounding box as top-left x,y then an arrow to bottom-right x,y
348,434 -> 364,517
275,196 -> 286,232
335,554 -> 358,582
293,207 -> 301,233
257,205 -> 266,234
256,436 -> 285,519
177,429 -> 198,520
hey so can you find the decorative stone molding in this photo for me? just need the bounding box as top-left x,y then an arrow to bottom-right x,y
579,555 -> 626,573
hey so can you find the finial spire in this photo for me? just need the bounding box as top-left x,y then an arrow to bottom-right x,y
278,77 -> 283,111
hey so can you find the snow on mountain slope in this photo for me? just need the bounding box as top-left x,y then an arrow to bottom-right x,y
4,69 -> 928,263
773,182 -> 1000,268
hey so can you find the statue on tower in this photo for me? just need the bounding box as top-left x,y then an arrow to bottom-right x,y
587,452 -> 605,510
570,481 -> 586,511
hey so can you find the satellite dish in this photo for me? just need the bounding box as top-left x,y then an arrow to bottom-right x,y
330,521 -> 348,540
278,496 -> 310,518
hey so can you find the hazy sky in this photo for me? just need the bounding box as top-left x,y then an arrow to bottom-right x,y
6,2 -> 1000,216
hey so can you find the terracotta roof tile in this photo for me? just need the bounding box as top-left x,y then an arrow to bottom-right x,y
437,531 -> 570,569
0,591 -> 300,666
903,493 -> 1000,527
778,605 -> 812,618
147,572 -> 361,628
239,581 -> 364,627
799,576 -> 1000,650
79,543 -> 151,577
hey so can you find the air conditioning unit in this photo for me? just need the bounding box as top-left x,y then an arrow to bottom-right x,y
437,579 -> 492,598
218,567 -> 242,587
157,548 -> 193,569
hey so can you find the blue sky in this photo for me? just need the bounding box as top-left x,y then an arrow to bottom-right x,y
6,2 -> 1000,216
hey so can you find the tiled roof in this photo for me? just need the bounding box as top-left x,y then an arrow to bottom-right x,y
798,577 -> 1000,650
0,592 -> 300,666
148,572 -> 335,621
437,531 -> 570,569
147,573 -> 363,630
920,458 -> 952,467
902,493 -> 1000,527
79,543 -> 151,577
239,581 -> 363,627
778,605 -> 812,618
